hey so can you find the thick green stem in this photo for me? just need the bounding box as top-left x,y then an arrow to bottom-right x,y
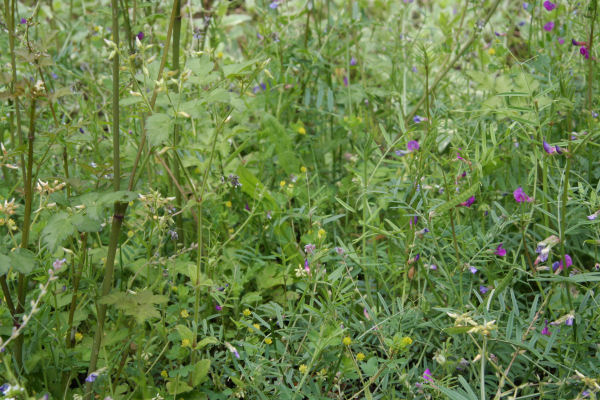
85,1 -> 124,397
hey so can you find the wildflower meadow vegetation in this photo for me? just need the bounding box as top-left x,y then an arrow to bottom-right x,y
1,0 -> 600,398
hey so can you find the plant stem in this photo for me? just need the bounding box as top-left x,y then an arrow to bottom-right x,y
172,0 -> 184,242
587,0 -> 597,111
85,1 -> 124,397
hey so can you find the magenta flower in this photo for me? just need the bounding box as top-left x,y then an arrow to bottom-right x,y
343,75 -> 349,86
407,140 -> 420,152
136,31 -> 144,40
304,258 -> 310,273
513,187 -> 532,203
423,368 -> 433,382
494,244 -> 507,257
543,1 -> 556,11
543,21 -> 555,31
572,39 -> 587,46
541,320 -> 551,336
215,304 -> 222,311
558,37 -> 565,44
350,56 -> 357,66
580,46 -> 590,59
20,18 -> 26,24
460,196 -> 475,208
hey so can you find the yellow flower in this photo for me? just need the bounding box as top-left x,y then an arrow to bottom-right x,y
342,336 -> 352,346
400,336 -> 413,348
300,166 -> 307,173
297,126 -> 306,135
356,352 -> 365,361
127,231 -> 134,238
180,309 -> 189,318
253,323 -> 261,331
217,51 -> 224,59
225,201 -> 232,208
161,370 -> 168,378
264,337 -> 272,344
299,364 -> 308,374
243,308 -> 251,317
280,180 -> 286,188
228,228 -> 234,234
74,332 -> 83,342
288,183 -> 294,189
488,48 -> 496,55
182,338 -> 191,347
318,228 -> 326,239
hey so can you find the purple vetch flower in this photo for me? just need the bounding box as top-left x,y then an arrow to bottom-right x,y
86,373 -> 99,383
245,203 -> 251,211
518,21 -> 526,26
304,243 -> 316,254
587,212 -> 598,220
479,285 -> 490,294
543,1 -> 556,11
334,247 -> 345,255
580,46 -> 590,59
411,66 -> 417,73
260,82 -> 267,91
423,368 -> 433,382
494,244 -> 507,257
469,266 -> 478,274
304,258 -> 310,273
429,264 -> 437,270
513,187 -> 533,203
20,18 -> 27,24
460,196 -> 475,208
225,342 -> 240,359
541,319 -> 551,336
363,307 -> 370,320
53,258 -> 67,270
583,390 -> 590,397
413,115 -> 427,124
350,56 -> 357,66
215,304 -> 222,311
572,39 -> 587,46
565,315 -> 574,326
137,31 -> 144,40
343,76 -> 349,86
523,3 -> 529,10
269,1 -> 280,9
543,139 -> 558,154
543,21 -> 555,32
409,215 -> 418,227
266,210 -> 272,219
552,254 -> 572,271
407,140 -> 420,152
593,111 -> 598,118
168,230 -> 178,240
558,37 -> 565,44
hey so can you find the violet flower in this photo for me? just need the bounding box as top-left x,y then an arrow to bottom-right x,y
513,187 -> 532,203
479,285 -> 490,294
580,46 -> 590,59
543,21 -> 555,32
137,31 -> 144,40
543,1 -> 556,11
423,368 -> 433,382
407,140 -> 420,152
541,320 -> 551,336
460,196 -> 475,208
413,115 -> 427,124
469,266 -> 478,274
304,243 -> 316,254
350,56 -> 357,66
494,244 -> 507,257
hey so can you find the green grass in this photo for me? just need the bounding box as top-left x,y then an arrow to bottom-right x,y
0,0 -> 599,399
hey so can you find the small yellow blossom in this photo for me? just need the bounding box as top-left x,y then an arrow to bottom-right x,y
229,228 -> 234,234
400,336 -> 413,349
297,126 -> 306,135
161,370 -> 168,378
180,309 -> 189,318
264,337 -> 272,344
288,183 -> 294,189
74,332 -> 83,342
299,364 -> 308,374
318,228 -> 326,239
356,352 -> 365,361
342,336 -> 352,346
280,180 -> 286,188
253,323 -> 261,331
488,48 -> 496,55
225,201 -> 232,208
300,166 -> 307,173
217,51 -> 224,59
127,230 -> 134,238
243,309 -> 251,317
182,338 -> 191,347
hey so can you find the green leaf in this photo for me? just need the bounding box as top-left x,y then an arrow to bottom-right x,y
0,253 -> 11,275
188,56 -> 214,77
175,324 -> 194,342
196,336 -> 219,350
166,380 -> 193,394
222,59 -> 258,78
9,248 -> 36,274
99,190 -> 138,205
222,14 -> 252,26
191,359 -> 211,387
431,179 -> 480,216
41,212 -> 76,252
146,113 -> 172,147
70,214 -> 103,233
443,326 -> 472,335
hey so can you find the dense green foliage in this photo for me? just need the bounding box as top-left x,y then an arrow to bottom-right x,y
1,0 -> 600,398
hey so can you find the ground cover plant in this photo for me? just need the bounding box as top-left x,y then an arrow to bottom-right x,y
1,0 -> 600,398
